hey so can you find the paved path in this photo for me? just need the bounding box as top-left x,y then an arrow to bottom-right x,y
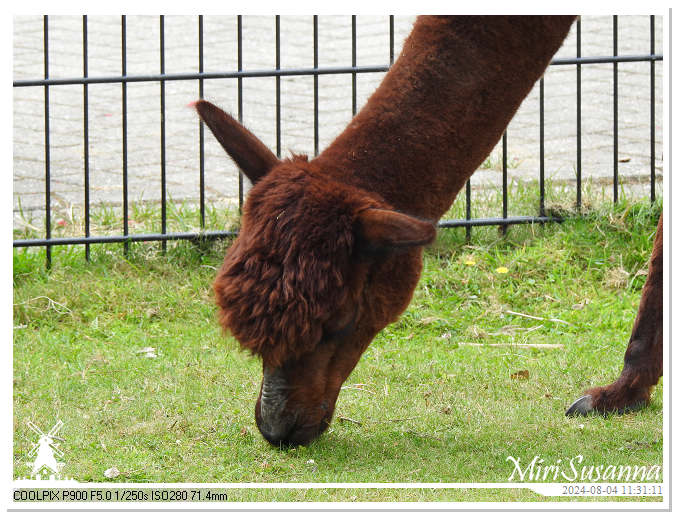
13,15 -> 663,229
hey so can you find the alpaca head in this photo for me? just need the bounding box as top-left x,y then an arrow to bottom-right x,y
195,100 -> 435,446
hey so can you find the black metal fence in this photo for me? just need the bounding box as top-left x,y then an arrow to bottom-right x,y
13,15 -> 662,267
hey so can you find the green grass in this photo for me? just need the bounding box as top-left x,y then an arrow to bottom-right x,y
13,186 -> 663,503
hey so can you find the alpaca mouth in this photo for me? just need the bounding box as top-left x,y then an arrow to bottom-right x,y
256,407 -> 294,443
256,367 -> 331,447
256,414 -> 329,448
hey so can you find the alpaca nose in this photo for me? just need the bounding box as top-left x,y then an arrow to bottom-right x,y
255,397 -> 330,447
255,404 -> 305,447
256,367 -> 332,447
256,416 -> 294,446
255,410 -> 329,448
256,374 -> 292,443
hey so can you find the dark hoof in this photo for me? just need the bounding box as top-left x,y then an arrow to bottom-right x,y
566,395 -> 593,416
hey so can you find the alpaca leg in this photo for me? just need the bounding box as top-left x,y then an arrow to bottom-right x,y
567,213 -> 663,416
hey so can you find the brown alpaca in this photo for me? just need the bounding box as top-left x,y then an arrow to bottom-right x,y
194,15 -> 662,447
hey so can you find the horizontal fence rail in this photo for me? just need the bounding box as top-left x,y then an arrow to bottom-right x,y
12,15 -> 662,267
13,230 -> 238,248
12,55 -> 665,89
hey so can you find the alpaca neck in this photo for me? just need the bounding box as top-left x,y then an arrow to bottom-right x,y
313,16 -> 576,220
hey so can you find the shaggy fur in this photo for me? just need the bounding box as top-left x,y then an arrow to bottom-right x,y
214,157 -> 381,366
194,15 -> 662,446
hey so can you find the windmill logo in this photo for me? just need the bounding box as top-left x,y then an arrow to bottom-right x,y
26,420 -> 65,480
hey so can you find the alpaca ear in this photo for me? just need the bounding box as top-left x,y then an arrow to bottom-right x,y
356,208 -> 436,250
192,100 -> 280,184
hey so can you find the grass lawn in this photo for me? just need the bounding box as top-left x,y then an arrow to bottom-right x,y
13,190 -> 663,502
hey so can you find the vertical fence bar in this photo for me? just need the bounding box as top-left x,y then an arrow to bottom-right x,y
613,15 -> 619,204
463,11 -> 471,240
501,132 -> 508,235
389,15 -> 395,66
43,15 -> 51,269
465,180 -> 472,242
237,15 -> 244,212
275,15 -> 281,158
576,18 -> 582,210
121,16 -> 129,255
313,15 -> 319,157
352,15 -> 357,116
82,15 -> 90,261
539,78 -> 545,218
160,15 -> 167,251
198,15 -> 205,228
650,15 -> 656,203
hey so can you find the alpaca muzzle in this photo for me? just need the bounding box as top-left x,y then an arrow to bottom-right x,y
255,366 -> 332,447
